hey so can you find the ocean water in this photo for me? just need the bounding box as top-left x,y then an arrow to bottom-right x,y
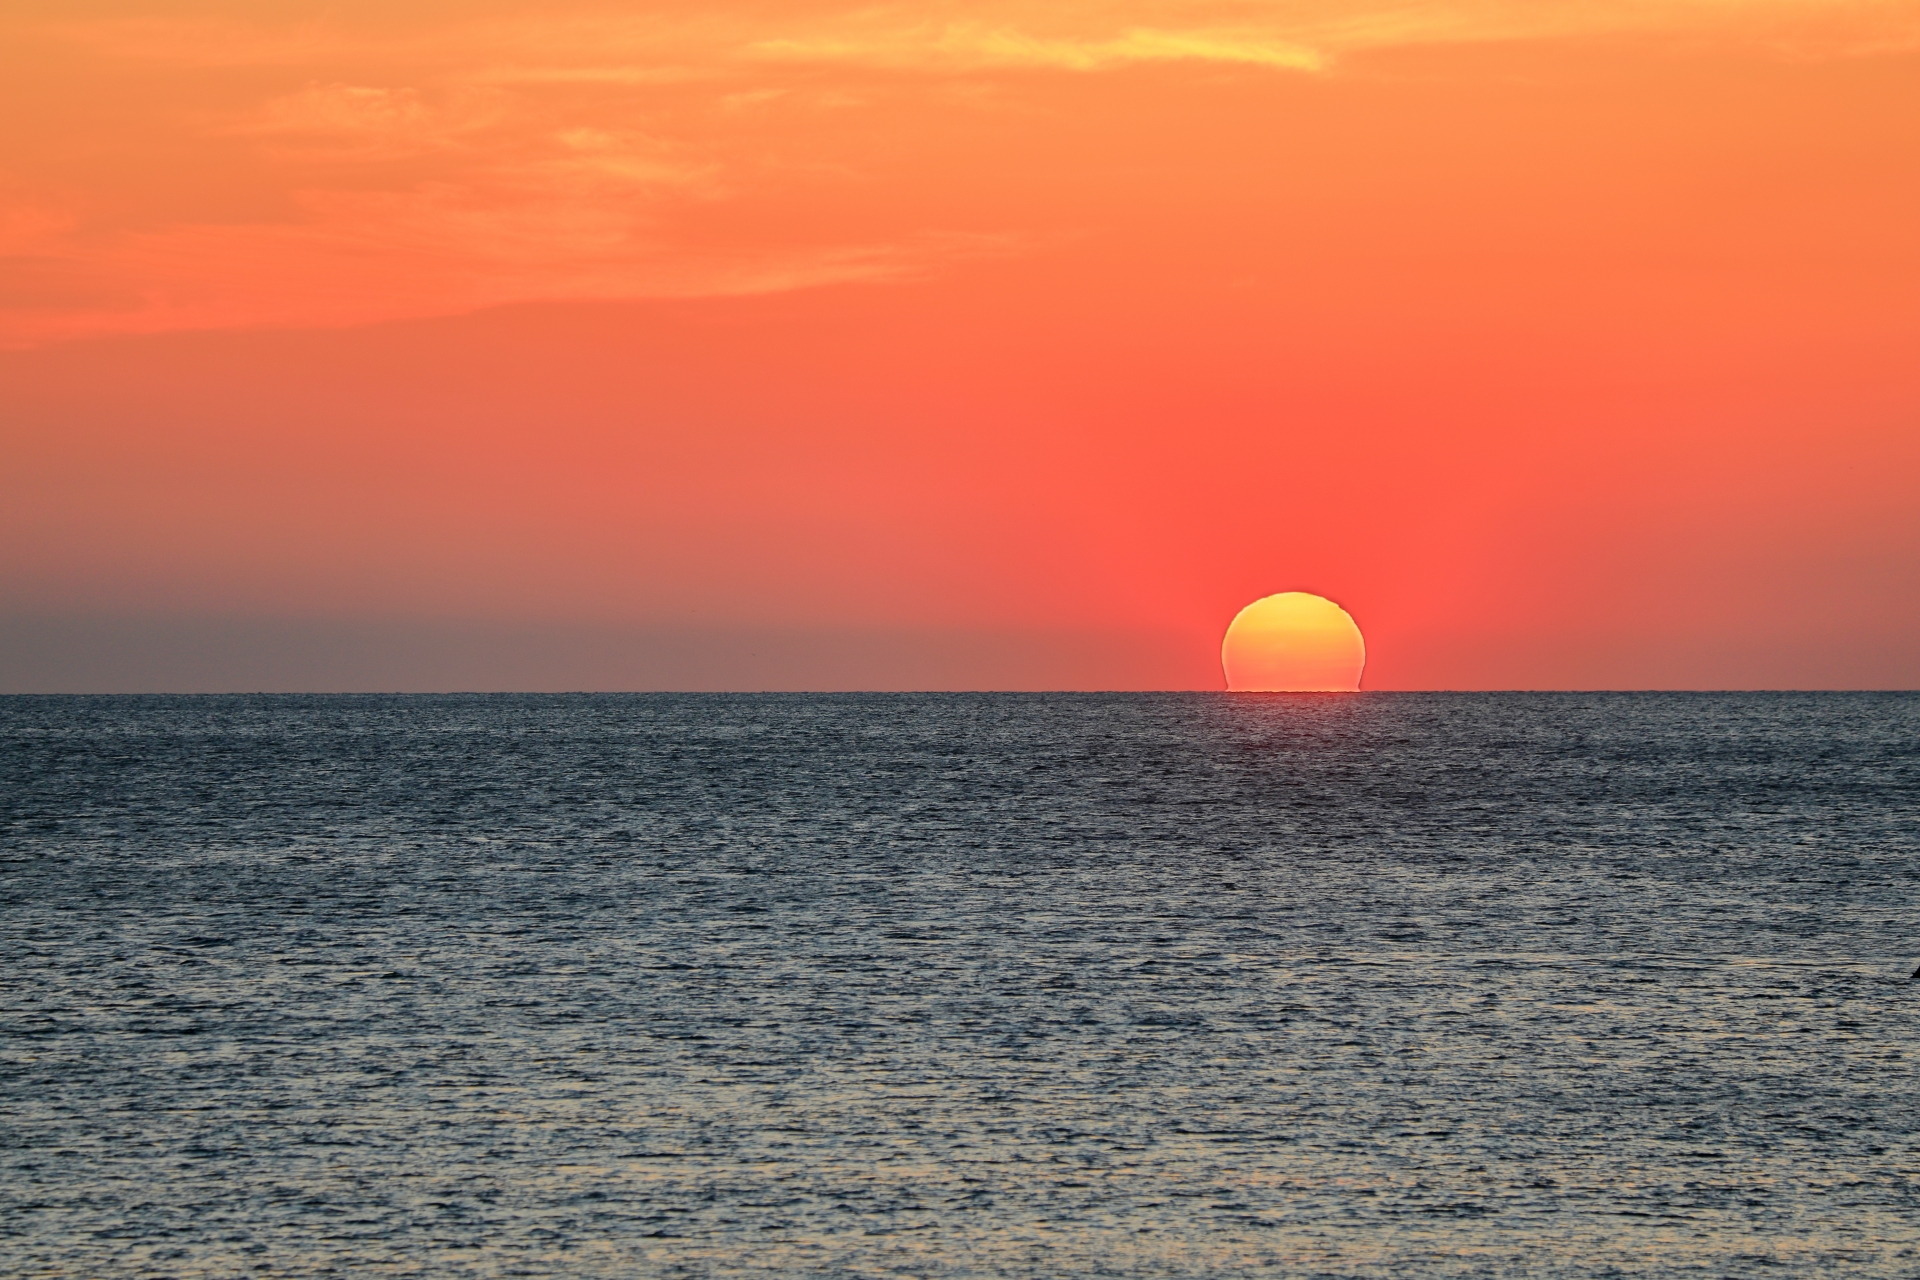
3,692 -> 1917,1278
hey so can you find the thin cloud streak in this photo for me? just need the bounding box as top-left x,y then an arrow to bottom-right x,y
61,3 -> 1920,69
2,0 -> 1914,344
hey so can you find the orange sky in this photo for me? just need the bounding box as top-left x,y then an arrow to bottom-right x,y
3,1 -> 1917,690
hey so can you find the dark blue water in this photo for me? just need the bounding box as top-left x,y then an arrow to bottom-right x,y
4,693 -> 1917,1277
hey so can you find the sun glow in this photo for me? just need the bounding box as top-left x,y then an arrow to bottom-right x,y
1221,593 -> 1366,691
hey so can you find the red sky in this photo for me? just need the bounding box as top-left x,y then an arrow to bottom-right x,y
3,1 -> 1917,690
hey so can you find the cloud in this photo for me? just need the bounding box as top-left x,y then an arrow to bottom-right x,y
717,2 -> 1920,70
0,152 -> 1020,346
238,83 -> 509,163
747,23 -> 1324,71
65,4 -> 1920,79
4,1 -> 1915,345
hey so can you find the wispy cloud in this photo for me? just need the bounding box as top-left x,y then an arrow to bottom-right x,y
54,2 -> 1920,75
3,1 -> 1914,345
747,22 -> 1325,71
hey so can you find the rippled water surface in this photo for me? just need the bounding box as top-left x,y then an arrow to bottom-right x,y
4,693 -> 1918,1277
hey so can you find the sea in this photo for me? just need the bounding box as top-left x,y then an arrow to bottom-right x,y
3,692 -> 1917,1278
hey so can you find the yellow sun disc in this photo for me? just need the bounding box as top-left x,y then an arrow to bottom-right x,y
1221,592 -> 1366,691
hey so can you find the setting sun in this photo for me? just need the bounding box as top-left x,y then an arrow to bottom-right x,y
1221,593 -> 1366,691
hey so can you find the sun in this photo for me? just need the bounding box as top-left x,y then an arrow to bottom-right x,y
1221,592 -> 1366,691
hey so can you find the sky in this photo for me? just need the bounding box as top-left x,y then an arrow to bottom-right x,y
3,0 -> 1917,691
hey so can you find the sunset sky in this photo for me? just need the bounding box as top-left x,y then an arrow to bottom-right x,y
3,1 -> 1917,690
